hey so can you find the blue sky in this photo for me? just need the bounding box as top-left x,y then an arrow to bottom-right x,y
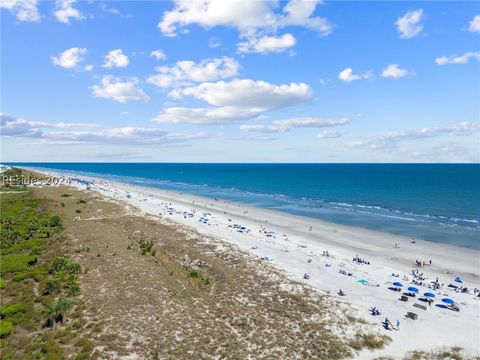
1,0 -> 479,162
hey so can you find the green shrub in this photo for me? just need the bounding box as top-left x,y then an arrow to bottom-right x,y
55,299 -> 73,312
0,279 -> 5,289
27,220 -> 39,232
68,283 -> 80,297
188,270 -> 199,278
12,266 -> 48,282
75,337 -> 94,353
30,246 -> 43,255
49,215 -> 62,227
51,257 -> 68,273
44,280 -> 61,295
0,320 -> 13,337
139,238 -> 154,255
0,229 -> 21,248
45,298 -> 73,325
0,238 -> 46,255
0,304 -> 26,318
0,254 -> 37,275
66,262 -> 81,274
61,194 -> 71,198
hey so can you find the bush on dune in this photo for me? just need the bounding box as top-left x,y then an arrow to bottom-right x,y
0,320 -> 13,337
0,254 -> 37,275
0,304 -> 26,318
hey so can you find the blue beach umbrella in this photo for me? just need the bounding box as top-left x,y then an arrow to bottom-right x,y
424,292 -> 435,298
392,282 -> 403,287
408,287 -> 419,293
442,298 -> 455,305
454,277 -> 463,284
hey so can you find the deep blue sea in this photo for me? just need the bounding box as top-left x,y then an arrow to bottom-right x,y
10,163 -> 480,249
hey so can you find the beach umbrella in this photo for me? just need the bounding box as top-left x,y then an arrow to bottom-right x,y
442,298 -> 455,305
408,287 -> 419,293
454,277 -> 463,284
392,282 -> 403,287
424,292 -> 435,298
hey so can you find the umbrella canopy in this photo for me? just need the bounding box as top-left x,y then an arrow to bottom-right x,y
393,282 -> 403,287
424,292 -> 435,298
408,287 -> 419,293
454,277 -> 463,283
442,298 -> 455,305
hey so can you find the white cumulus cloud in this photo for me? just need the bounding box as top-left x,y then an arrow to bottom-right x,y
158,0 -> 332,37
0,0 -> 40,21
468,15 -> 480,33
54,0 -> 84,24
155,79 -> 313,125
91,76 -> 149,103
395,9 -> 423,39
170,79 -> 312,109
435,51 -> 480,65
147,57 -> 239,88
382,64 -> 413,78
51,47 -> 88,69
150,49 -> 167,60
237,33 -> 296,54
338,68 -> 372,82
102,49 -> 129,68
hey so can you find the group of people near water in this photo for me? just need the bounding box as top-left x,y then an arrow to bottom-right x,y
383,318 -> 400,331
414,259 -> 432,267
353,255 -> 370,265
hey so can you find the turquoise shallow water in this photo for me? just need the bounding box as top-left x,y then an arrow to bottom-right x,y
10,163 -> 480,249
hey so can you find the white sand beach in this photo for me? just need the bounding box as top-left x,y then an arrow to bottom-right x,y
29,169 -> 480,359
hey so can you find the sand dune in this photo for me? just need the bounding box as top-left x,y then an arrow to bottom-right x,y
28,169 -> 480,358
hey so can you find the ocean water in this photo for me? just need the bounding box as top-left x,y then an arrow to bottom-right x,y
10,163 -> 480,249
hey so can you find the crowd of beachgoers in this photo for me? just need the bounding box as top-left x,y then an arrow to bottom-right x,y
23,170 -> 480,359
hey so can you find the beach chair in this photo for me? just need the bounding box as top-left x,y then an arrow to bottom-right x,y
406,312 -> 418,320
413,303 -> 427,311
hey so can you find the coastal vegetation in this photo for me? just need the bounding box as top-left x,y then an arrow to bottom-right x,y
403,347 -> 480,360
0,168 -> 89,359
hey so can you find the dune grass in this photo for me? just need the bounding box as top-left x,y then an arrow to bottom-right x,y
403,347 -> 480,360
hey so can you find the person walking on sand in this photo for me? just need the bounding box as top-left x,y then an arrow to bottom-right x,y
396,319 -> 400,330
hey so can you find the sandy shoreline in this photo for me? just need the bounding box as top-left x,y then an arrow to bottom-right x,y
24,168 -> 480,358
